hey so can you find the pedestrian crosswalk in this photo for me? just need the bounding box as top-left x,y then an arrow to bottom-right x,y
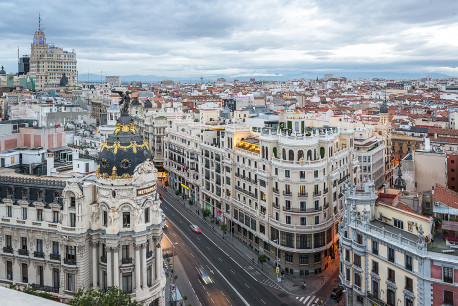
259,278 -> 282,290
296,295 -> 323,305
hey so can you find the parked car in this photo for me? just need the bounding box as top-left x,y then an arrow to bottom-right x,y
189,224 -> 202,233
331,287 -> 343,300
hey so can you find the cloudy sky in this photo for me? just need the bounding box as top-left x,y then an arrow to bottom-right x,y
1,0 -> 458,78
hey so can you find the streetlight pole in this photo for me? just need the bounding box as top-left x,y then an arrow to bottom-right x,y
273,239 -> 280,282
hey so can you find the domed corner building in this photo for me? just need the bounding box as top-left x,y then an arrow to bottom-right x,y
90,108 -> 166,305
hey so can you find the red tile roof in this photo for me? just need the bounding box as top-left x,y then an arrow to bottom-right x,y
434,183 -> 458,209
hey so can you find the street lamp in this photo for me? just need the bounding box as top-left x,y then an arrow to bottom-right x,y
273,239 -> 280,282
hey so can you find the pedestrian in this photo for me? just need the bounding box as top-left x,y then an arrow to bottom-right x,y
301,281 -> 305,290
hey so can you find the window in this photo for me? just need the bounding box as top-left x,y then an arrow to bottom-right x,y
314,170 -> 318,178
285,200 -> 291,210
7,261 -> 12,280
37,209 -> 43,221
22,263 -> 28,283
70,213 -> 76,227
388,248 -> 395,263
285,252 -> 293,263
285,216 -> 291,224
285,170 -> 290,178
103,210 -> 108,226
346,268 -> 350,281
357,234 -> 362,244
6,235 -> 12,248
147,266 -> 152,287
372,241 -> 378,255
444,290 -> 454,305
122,273 -> 133,293
7,206 -> 12,218
66,246 -> 76,260
53,268 -> 60,289
299,185 -> 306,195
22,207 -> 27,220
285,184 -> 290,194
53,241 -> 59,255
354,273 -> 361,289
123,212 -> 130,228
345,249 -> 350,261
315,216 -> 319,224
354,254 -> 361,267
300,217 -> 306,225
443,266 -> 453,284
53,211 -> 59,223
66,273 -> 74,292
275,168 -> 278,175
388,268 -> 395,282
300,171 -> 305,179
299,255 -> 308,265
393,218 -> 404,230
372,280 -> 379,299
21,237 -> 27,250
387,289 -> 395,306
314,252 -> 321,263
122,245 -> 130,259
300,201 -> 306,211
405,255 -> 412,271
37,239 -> 43,253
372,260 -> 379,274
145,208 -> 150,223
405,277 -> 413,291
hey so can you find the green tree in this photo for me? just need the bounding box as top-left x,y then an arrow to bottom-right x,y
175,190 -> 180,196
68,287 -> 139,306
8,284 -> 53,301
258,254 -> 267,271
220,223 -> 227,239
164,181 -> 169,187
188,199 -> 194,205
202,209 -> 211,219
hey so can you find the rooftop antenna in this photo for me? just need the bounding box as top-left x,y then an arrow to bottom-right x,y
38,14 -> 41,31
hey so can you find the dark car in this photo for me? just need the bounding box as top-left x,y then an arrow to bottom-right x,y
331,287 -> 343,300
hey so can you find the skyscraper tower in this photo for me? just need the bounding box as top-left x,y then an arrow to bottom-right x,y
29,15 -> 78,91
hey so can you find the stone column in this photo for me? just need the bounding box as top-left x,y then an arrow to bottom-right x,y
107,247 -> 112,287
135,245 -> 141,291
142,244 -> 147,288
92,243 -> 98,288
155,239 -> 162,279
113,247 -> 119,288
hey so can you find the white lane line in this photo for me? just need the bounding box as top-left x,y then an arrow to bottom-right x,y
207,246 -> 211,250
261,299 -> 266,304
211,298 -> 215,303
218,257 -> 222,261
226,297 -> 230,303
182,242 -> 186,246
245,283 -> 249,288
162,198 -> 250,306
231,269 -> 235,274
172,232 -> 177,236
207,291 -> 210,296
196,236 -> 200,240
299,297 -> 304,302
221,291 -> 225,296
206,265 -> 211,270
303,296 -> 311,304
190,253 -> 195,258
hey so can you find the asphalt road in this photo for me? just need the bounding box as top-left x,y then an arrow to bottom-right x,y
160,189 -> 297,306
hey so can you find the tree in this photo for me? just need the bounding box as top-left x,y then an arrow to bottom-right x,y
202,209 -> 211,219
8,284 -> 53,301
68,287 -> 139,306
220,223 -> 227,239
175,190 -> 180,196
258,254 -> 267,271
188,199 -> 194,205
164,181 -> 169,187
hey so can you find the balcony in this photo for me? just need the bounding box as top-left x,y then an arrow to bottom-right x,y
283,191 -> 292,196
272,202 -> 280,209
3,246 -> 13,254
283,206 -> 322,213
324,202 -> 330,209
323,188 -> 329,194
313,191 -> 321,197
298,192 -> 308,197
122,258 -> 133,265
50,254 -> 61,261
18,249 -> 29,256
34,251 -> 45,258
100,256 -> 107,263
64,258 -> 77,265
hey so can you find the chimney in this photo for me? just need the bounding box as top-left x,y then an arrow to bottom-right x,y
46,152 -> 54,176
72,148 -> 79,161
425,137 -> 431,151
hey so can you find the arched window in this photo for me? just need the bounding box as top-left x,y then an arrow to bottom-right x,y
320,147 -> 325,159
262,146 -> 265,159
297,150 -> 304,161
314,149 -> 317,160
273,147 -> 278,158
265,149 -> 268,160
282,149 -> 286,160
307,150 -> 312,161
289,150 -> 294,161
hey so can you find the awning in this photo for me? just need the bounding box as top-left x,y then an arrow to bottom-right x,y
442,220 -> 458,231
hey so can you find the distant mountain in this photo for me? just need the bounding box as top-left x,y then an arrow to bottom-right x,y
79,71 -> 455,84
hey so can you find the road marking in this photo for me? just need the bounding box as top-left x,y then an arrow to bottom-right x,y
207,246 -> 211,250
162,198 -> 250,306
182,242 -> 186,246
207,291 -> 210,296
218,257 -> 222,261
206,265 -> 211,270
211,298 -> 215,303
261,299 -> 266,304
221,291 -> 225,296
172,232 -> 177,236
190,253 -> 195,258
245,283 -> 249,288
231,269 -> 235,274
196,236 -> 200,240
303,296 -> 311,304
226,298 -> 230,303
299,297 -> 304,302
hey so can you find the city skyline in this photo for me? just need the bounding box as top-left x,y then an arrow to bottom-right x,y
1,0 -> 458,79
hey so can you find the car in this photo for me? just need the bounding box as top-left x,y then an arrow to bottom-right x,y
189,224 -> 201,233
197,267 -> 213,284
331,287 -> 343,300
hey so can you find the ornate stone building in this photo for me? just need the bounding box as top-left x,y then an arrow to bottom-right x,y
0,94 -> 165,305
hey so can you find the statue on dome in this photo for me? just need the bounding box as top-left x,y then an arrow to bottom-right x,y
113,90 -> 131,116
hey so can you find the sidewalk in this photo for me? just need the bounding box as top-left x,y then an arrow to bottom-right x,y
159,185 -> 339,298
